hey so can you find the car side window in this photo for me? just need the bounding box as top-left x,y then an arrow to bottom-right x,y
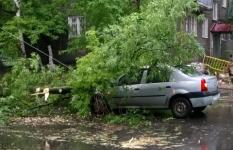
118,71 -> 143,86
147,68 -> 170,83
118,75 -> 129,86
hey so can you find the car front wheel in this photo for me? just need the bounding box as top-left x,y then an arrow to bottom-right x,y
171,97 -> 192,118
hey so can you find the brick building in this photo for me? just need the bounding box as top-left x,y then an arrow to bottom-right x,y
186,0 -> 233,60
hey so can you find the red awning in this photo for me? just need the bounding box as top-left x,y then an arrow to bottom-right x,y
210,23 -> 233,33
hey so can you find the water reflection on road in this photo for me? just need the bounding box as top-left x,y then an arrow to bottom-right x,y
172,95 -> 233,150
1,95 -> 233,150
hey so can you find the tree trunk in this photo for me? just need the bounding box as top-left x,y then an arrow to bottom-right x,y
136,0 -> 140,11
13,0 -> 26,57
131,0 -> 141,11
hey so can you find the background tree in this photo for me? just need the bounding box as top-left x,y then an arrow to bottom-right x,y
13,0 -> 26,57
0,0 -> 79,59
0,0 -> 15,25
74,0 -> 133,30
66,0 -> 139,53
0,0 -> 139,59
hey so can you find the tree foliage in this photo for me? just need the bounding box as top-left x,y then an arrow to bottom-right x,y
0,0 -> 15,25
0,0 -> 138,58
0,0 -> 79,58
70,0 -> 204,116
65,0 -> 140,53
75,0 -> 133,30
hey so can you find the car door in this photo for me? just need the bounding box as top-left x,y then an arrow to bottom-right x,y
137,82 -> 172,107
110,70 -> 144,107
136,68 -> 173,107
111,68 -> 173,108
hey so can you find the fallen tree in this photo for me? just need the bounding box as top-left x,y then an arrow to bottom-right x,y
70,0 -> 204,116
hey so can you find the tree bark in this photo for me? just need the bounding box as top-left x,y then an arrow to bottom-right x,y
13,0 -> 26,57
136,0 -> 140,11
131,0 -> 141,11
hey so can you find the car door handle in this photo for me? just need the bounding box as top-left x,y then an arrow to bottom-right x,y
134,88 -> 140,90
166,86 -> 171,88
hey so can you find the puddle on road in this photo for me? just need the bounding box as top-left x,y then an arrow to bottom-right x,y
0,132 -> 83,150
0,126 -> 112,150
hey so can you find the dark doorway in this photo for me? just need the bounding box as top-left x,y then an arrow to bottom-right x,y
213,33 -> 221,57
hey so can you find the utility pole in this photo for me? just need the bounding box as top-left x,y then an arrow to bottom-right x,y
13,0 -> 26,57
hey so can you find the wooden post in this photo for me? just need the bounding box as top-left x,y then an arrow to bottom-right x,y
13,0 -> 26,57
48,45 -> 55,69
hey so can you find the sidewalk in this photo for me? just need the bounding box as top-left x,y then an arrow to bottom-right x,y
218,80 -> 233,97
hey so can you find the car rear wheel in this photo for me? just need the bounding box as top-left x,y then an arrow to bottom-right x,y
91,94 -> 110,115
171,97 -> 192,118
193,106 -> 206,113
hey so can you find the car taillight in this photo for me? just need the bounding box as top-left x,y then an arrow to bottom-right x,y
201,79 -> 208,92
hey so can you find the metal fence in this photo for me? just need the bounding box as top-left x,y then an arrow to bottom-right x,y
203,55 -> 231,73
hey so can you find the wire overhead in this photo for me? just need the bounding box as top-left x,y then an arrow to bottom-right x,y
0,27 -> 71,69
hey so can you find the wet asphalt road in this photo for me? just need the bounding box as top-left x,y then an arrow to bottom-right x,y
151,94 -> 233,150
170,91 -> 233,150
0,91 -> 233,150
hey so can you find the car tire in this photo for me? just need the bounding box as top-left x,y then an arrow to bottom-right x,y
193,106 -> 206,113
171,97 -> 192,118
91,94 -> 110,115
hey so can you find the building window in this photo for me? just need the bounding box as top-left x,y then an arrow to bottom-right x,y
185,16 -> 197,36
221,33 -> 232,41
202,18 -> 208,38
230,33 -> 233,40
68,16 -> 85,38
221,34 -> 227,41
222,0 -> 227,8
213,2 -> 218,20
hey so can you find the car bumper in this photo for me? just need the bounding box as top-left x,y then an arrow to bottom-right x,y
190,93 -> 220,108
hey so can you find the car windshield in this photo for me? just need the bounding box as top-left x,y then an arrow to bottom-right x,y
177,65 -> 203,77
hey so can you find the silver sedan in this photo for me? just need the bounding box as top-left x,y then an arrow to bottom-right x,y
91,66 -> 220,118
